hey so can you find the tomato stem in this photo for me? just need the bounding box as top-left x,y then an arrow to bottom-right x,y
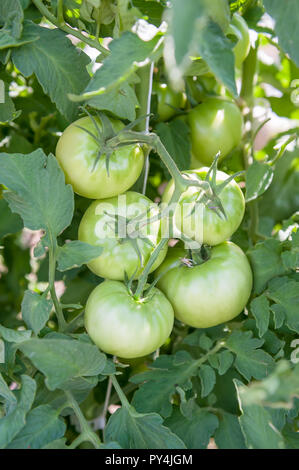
48,240 -> 67,331
111,375 -> 131,409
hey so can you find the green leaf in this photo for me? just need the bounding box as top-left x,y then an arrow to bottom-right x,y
88,82 -> 139,121
0,199 -> 23,239
245,161 -> 274,202
0,325 -> 31,343
0,375 -> 36,449
247,239 -> 285,294
217,350 -> 234,376
7,404 -> 66,449
0,0 -> 23,40
12,22 -> 90,120
21,291 -> 52,335
70,32 -> 160,102
165,403 -> 218,449
105,406 -> 186,449
214,412 -> 246,449
56,241 -> 103,272
267,277 -> 299,333
42,438 -> 68,449
131,352 -> 196,418
198,364 -> 216,398
226,331 -> 275,381
236,361 -> 299,409
19,338 -> 106,390
264,0 -> 299,67
156,119 -> 191,174
197,20 -> 237,96
250,294 -> 270,337
0,150 -> 74,247
0,81 -> 21,122
282,425 -> 299,449
235,380 -> 285,449
0,373 -> 17,410
0,19 -> 40,50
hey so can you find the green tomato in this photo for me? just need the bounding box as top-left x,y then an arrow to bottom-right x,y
156,241 -> 253,328
162,168 -> 245,246
153,83 -> 186,121
78,191 -> 168,280
85,280 -> 174,358
227,13 -> 250,68
56,116 -> 144,199
188,97 -> 243,166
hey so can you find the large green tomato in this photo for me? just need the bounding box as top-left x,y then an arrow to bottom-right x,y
56,116 -> 144,199
85,280 -> 174,358
188,97 -> 243,166
156,241 -> 253,328
162,168 -> 245,246
227,13 -> 250,68
78,191 -> 168,280
153,83 -> 186,121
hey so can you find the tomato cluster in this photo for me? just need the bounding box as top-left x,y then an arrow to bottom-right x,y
55,13 -> 252,359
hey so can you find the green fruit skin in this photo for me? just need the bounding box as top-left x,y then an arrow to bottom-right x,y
156,242 -> 253,329
188,97 -> 243,166
85,280 -> 174,358
162,168 -> 245,246
56,116 -> 144,199
153,83 -> 186,121
228,13 -> 250,68
78,191 -> 168,280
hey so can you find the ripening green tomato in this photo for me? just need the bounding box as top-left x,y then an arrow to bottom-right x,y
227,13 -> 250,68
156,241 -> 253,328
162,168 -> 245,246
85,280 -> 174,358
78,191 -> 168,280
188,97 -> 243,166
153,83 -> 186,121
56,116 -> 144,199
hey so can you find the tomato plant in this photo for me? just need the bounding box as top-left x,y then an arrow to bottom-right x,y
78,191 -> 168,280
0,0 -> 299,453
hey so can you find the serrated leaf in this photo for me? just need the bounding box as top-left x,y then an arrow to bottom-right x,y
250,294 -> 270,337
88,82 -> 139,121
268,277 -> 299,333
264,0 -> 299,67
156,119 -> 191,174
131,352 -> 196,418
214,412 -> 246,449
71,32 -> 160,102
0,20 -> 40,50
198,364 -> 216,398
19,338 -> 106,390
21,291 -> 52,335
0,375 -> 36,449
12,22 -> 90,120
226,331 -> 275,381
56,241 -> 103,271
7,404 -> 66,449
247,239 -> 285,294
0,373 -> 17,410
0,199 -> 23,239
0,0 -> 23,40
105,406 -> 185,449
218,351 -> 234,376
235,380 -> 285,449
245,161 -> 274,202
0,325 -> 31,343
0,150 -> 74,247
165,404 -> 218,449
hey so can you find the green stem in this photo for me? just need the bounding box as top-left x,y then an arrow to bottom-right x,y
65,390 -> 101,449
48,241 -> 67,331
57,0 -> 64,25
32,0 -> 109,57
111,375 -> 131,409
134,238 -> 168,299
